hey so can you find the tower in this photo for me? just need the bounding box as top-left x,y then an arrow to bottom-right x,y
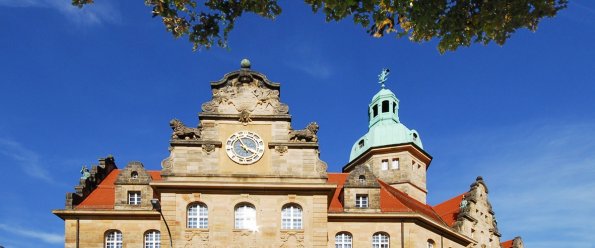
343,70 -> 431,203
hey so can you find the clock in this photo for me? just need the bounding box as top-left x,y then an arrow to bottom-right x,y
225,131 -> 265,165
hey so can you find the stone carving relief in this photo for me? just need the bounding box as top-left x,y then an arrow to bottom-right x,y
275,145 -> 288,155
184,230 -> 210,248
170,119 -> 201,140
239,109 -> 252,124
279,231 -> 305,248
289,122 -> 319,142
232,231 -> 257,248
202,144 -> 216,154
200,69 -> 290,116
161,156 -> 173,173
315,158 -> 328,177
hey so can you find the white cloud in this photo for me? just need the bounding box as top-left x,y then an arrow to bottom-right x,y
432,120 -> 595,248
0,138 -> 55,184
0,224 -> 63,244
0,0 -> 121,25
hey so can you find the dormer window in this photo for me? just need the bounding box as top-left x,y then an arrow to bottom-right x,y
382,100 -> 389,113
358,139 -> 365,148
128,191 -> 141,205
131,171 -> 138,179
372,105 -> 378,117
355,194 -> 368,208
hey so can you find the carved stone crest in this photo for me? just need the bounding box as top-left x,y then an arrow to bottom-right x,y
170,119 -> 201,140
200,61 -> 290,117
202,144 -> 216,154
239,109 -> 252,124
289,122 -> 319,142
275,145 -> 288,155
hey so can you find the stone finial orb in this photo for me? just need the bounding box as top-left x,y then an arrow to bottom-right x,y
240,59 -> 251,69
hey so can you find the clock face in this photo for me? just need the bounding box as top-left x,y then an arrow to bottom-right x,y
225,131 -> 265,165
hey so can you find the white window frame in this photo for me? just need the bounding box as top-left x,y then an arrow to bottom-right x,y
281,204 -> 303,230
381,159 -> 388,170
235,204 -> 257,230
372,232 -> 389,248
335,232 -> 352,248
144,230 -> 160,248
391,159 -> 399,169
187,203 -> 208,228
128,191 -> 141,205
105,230 -> 122,248
355,194 -> 369,208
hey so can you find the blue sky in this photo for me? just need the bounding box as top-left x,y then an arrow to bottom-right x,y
0,0 -> 594,247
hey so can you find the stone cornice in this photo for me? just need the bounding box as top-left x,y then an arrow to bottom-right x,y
150,181 -> 337,191
198,113 -> 291,121
268,142 -> 318,149
343,143 -> 432,172
52,209 -> 160,220
328,212 -> 473,245
169,140 -> 222,147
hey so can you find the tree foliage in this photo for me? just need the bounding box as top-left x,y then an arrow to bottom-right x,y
72,0 -> 567,53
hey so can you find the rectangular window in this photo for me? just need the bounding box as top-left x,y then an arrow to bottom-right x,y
381,160 -> 388,170
355,194 -> 368,208
391,159 -> 399,169
128,191 -> 141,205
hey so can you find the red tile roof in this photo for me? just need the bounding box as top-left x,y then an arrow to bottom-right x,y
75,169 -> 161,209
433,193 -> 465,226
500,239 -> 514,248
327,173 -> 447,225
327,173 -> 349,212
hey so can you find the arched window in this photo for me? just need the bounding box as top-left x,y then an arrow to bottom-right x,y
372,105 -> 378,117
188,203 -> 208,228
427,239 -> 436,248
281,204 -> 302,230
105,230 -> 122,248
335,232 -> 352,248
372,232 -> 389,248
144,230 -> 160,248
382,100 -> 389,113
393,102 -> 397,114
358,175 -> 366,183
235,203 -> 256,230
131,171 -> 138,179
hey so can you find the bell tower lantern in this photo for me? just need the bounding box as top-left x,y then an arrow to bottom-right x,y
344,69 -> 431,203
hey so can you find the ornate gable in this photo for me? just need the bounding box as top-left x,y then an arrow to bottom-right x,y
200,59 -> 289,119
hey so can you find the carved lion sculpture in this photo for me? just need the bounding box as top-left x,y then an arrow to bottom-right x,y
170,119 -> 201,140
289,122 -> 319,142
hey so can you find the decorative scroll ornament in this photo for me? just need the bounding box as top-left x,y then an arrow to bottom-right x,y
289,122 -> 319,142
200,59 -> 290,116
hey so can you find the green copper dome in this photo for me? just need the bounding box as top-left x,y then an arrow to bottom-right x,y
349,87 -> 423,162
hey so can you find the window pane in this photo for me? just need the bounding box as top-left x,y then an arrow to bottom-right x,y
382,100 -> 389,113
391,159 -> 399,169
235,204 -> 256,230
335,233 -> 352,248
188,203 -> 208,228
372,233 -> 389,248
105,231 -> 122,248
145,230 -> 160,248
281,205 -> 302,230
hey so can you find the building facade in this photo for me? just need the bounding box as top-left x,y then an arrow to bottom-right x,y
54,60 -> 523,248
